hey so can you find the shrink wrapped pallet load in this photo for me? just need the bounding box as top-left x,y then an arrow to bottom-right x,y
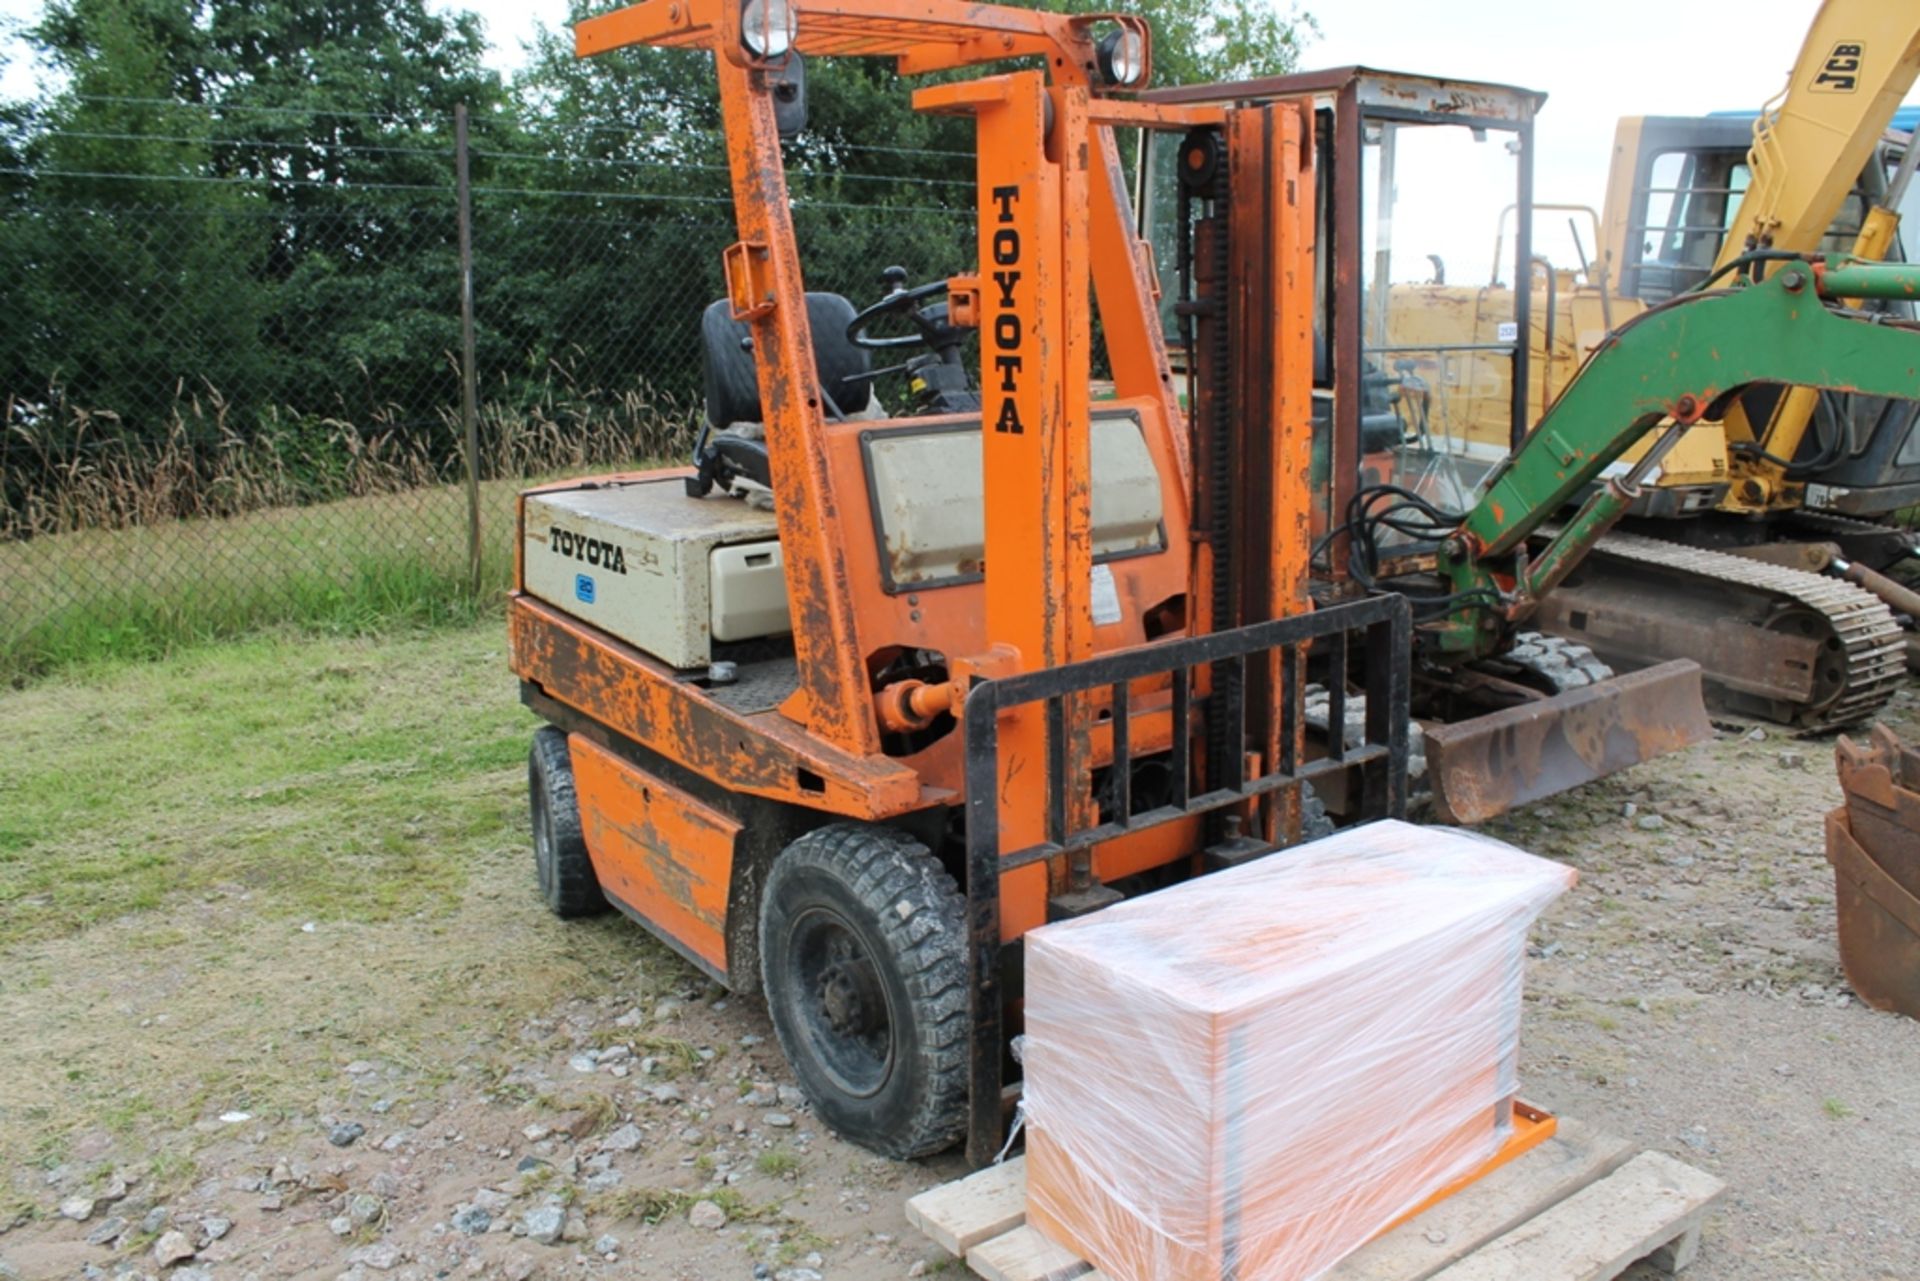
1021,819 -> 1575,1281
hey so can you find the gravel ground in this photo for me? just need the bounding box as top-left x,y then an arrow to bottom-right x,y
3,643 -> 1916,1281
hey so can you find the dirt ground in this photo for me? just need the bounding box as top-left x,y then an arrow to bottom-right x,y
2,626 -> 1916,1281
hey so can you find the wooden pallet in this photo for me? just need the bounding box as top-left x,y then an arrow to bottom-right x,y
905,1118 -> 1725,1281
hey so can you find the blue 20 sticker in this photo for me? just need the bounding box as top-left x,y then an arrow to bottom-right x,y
575,573 -> 596,604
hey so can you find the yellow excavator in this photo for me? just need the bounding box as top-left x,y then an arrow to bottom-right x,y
1379,0 -> 1920,728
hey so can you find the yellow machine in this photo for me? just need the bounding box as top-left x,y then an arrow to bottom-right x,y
1601,0 -> 1920,518
1377,0 -> 1920,727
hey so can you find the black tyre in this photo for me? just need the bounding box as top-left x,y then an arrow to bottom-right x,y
758,823 -> 967,1159
528,726 -> 607,918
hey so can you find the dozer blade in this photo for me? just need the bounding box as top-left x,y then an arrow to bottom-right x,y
1425,660 -> 1712,825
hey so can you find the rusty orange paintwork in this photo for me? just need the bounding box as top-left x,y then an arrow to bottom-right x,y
1091,814 -> 1202,883
576,0 -> 1090,76
1248,103 -> 1316,840
531,0 -> 1301,954
929,69 -> 1092,935
1087,126 -> 1190,492
711,44 -> 879,758
1085,99 -> 1223,129
511,593 -> 928,817
570,734 -> 740,978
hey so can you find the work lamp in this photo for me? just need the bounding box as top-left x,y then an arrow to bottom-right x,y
1096,27 -> 1145,87
742,0 -> 797,58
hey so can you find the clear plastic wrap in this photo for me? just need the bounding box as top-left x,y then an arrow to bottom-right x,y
1020,819 -> 1575,1281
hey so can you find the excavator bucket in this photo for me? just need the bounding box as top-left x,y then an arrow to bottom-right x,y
1424,659 -> 1713,825
1829,725 -> 1920,1022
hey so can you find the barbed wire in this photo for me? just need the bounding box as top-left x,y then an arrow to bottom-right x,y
53,93 -> 979,160
0,165 -> 972,213
22,128 -> 977,188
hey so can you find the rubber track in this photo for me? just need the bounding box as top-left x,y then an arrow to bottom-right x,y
1502,631 -> 1614,693
1787,509 -> 1920,556
1591,530 -> 1905,731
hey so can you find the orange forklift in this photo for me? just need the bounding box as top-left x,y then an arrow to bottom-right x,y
506,0 -> 1699,1166
511,0 -> 1410,1164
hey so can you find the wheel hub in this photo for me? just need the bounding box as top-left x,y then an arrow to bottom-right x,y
817,957 -> 882,1036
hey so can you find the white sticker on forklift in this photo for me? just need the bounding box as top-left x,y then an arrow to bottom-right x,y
1091,562 -> 1122,626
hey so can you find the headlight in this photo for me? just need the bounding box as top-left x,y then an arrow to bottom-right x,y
1096,28 -> 1145,88
741,0 -> 796,58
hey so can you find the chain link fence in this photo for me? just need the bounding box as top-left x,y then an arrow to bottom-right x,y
0,99 -> 975,683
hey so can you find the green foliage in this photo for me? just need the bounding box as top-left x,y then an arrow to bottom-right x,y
755,1146 -> 801,1177
0,0 -> 1315,675
0,618 -> 531,949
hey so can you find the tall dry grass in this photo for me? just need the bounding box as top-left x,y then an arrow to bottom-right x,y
3,363 -> 701,542
475,353 -> 702,482
0,363 -> 702,683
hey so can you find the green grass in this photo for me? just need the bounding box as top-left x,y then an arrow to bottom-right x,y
0,478 -> 534,686
0,623 -> 529,949
755,1147 -> 800,1178
0,619 -> 681,1175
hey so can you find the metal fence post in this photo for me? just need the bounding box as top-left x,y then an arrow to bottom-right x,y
455,103 -> 483,597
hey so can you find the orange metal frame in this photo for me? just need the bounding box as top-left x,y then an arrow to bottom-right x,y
514,0 -> 1216,877
1379,1102 -> 1558,1235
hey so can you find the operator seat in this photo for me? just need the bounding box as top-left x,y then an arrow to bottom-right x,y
1311,325 -> 1410,456
701,293 -> 874,429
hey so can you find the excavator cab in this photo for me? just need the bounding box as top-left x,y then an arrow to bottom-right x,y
1145,49 -> 1920,739
1604,111 -> 1920,521
1140,70 -> 1540,533
1136,67 -> 1716,821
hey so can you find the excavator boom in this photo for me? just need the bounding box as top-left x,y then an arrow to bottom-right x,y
1714,2 -> 1920,507
1717,2 -> 1920,271
1432,258 -> 1920,658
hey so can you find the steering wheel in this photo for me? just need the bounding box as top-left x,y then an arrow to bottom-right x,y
847,267 -> 950,350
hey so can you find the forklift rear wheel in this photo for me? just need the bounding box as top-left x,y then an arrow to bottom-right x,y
528,727 -> 607,918
759,823 -> 967,1159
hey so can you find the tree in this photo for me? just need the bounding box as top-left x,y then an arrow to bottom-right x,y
0,0 -> 270,482
499,0 -> 1315,405
10,0 -> 516,484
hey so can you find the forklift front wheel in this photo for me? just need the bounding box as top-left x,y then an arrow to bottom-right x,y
528,727 -> 607,918
759,823 -> 968,1160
